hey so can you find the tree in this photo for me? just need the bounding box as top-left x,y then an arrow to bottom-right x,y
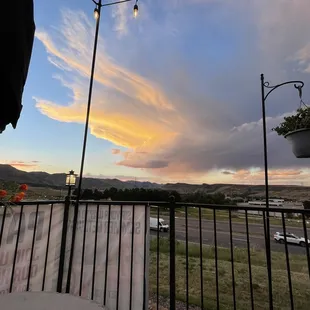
93,189 -> 104,200
303,201 -> 310,210
69,187 -> 232,205
81,189 -> 93,200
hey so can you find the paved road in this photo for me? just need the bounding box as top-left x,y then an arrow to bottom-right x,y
150,216 -> 310,255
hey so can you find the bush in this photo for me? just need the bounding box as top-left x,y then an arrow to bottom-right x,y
303,200 -> 310,210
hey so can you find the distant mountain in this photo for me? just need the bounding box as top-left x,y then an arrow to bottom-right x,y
0,164 -> 309,200
0,164 -> 160,190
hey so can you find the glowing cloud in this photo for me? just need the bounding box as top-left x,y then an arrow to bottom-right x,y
35,9 -> 183,153
34,1 -> 310,181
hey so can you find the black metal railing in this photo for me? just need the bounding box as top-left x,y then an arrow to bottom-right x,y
0,200 -> 309,309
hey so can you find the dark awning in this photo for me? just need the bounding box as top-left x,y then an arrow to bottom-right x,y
0,0 -> 35,133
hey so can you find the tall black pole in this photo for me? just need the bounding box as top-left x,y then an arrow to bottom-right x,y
169,195 -> 176,310
76,1 -> 101,214
260,73 -> 273,309
67,185 -> 72,199
65,2 -> 102,293
260,74 -> 271,211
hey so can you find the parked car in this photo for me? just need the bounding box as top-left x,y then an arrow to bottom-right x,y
150,217 -> 169,232
274,232 -> 310,247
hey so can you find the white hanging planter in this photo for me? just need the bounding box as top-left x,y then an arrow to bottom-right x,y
285,128 -> 310,158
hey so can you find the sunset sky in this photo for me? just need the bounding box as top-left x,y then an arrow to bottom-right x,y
2,0 -> 310,185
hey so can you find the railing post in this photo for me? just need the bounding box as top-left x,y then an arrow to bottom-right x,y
169,195 -> 176,310
57,196 -> 70,293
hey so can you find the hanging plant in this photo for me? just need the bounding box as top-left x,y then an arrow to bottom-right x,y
273,107 -> 310,158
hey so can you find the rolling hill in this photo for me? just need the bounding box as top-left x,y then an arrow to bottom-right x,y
0,164 -> 309,200
0,164 -> 160,189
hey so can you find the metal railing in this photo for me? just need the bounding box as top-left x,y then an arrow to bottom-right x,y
0,199 -> 309,309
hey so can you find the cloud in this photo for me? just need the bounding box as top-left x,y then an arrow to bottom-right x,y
35,12 -> 176,111
34,9 -> 182,154
3,161 -> 39,170
117,158 -> 168,169
117,112 -> 308,179
34,2 -> 310,181
111,148 -> 121,155
232,168 -> 309,183
222,171 -> 234,175
112,2 -> 130,37
294,43 -> 310,73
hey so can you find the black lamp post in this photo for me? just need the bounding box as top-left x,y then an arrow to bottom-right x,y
65,170 -> 77,198
261,74 -> 304,209
260,73 -> 304,308
66,0 -> 140,295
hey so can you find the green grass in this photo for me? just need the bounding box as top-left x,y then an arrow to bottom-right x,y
149,238 -> 310,309
26,186 -> 64,200
150,207 -> 306,228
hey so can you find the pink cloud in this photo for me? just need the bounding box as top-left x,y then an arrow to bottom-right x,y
233,169 -> 306,181
1,161 -> 39,171
111,148 -> 121,155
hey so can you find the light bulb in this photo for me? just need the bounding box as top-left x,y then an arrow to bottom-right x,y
94,8 -> 100,20
133,4 -> 138,18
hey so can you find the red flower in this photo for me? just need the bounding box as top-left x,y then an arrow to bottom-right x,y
0,190 -> 7,198
11,195 -> 22,203
18,192 -> 25,198
19,184 -> 28,191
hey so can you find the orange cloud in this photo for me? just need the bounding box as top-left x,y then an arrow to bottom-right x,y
34,9 -> 184,156
35,100 -> 180,149
111,148 -> 121,155
233,169 -> 306,181
2,161 -> 39,171
35,10 -> 175,111
32,6 -> 310,181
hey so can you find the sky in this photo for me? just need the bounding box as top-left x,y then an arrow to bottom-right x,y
2,0 -> 310,185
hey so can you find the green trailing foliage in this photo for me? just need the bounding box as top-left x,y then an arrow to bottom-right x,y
273,107 -> 310,136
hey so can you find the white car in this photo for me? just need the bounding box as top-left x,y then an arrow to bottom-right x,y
150,217 -> 169,232
274,232 -> 310,247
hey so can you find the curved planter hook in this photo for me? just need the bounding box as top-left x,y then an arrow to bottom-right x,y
262,74 -> 304,102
